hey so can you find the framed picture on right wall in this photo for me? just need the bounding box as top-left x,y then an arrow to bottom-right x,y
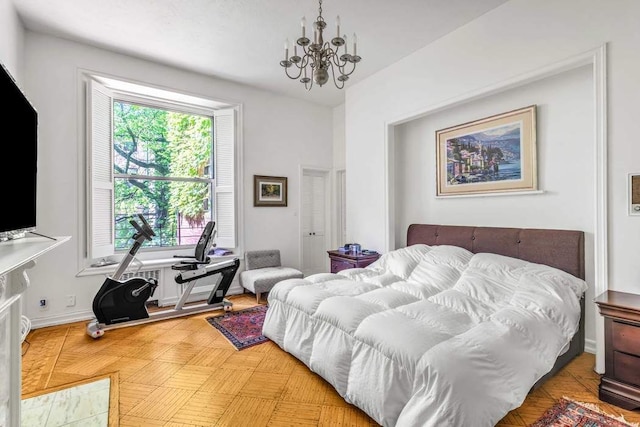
435,105 -> 537,197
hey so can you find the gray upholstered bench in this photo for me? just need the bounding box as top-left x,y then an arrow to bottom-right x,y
240,249 -> 303,303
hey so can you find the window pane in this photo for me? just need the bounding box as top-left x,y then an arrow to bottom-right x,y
113,101 -> 212,179
114,178 -> 212,250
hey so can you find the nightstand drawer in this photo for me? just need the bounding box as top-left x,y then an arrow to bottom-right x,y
331,259 -> 354,273
595,291 -> 640,410
614,351 -> 640,387
612,321 -> 640,355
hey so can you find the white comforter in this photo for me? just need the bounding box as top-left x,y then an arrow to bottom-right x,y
262,244 -> 587,427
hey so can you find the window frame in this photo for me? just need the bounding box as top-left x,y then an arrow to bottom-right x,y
82,72 -> 242,270
111,97 -> 215,252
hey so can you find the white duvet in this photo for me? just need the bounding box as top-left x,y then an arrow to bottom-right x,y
262,244 -> 587,427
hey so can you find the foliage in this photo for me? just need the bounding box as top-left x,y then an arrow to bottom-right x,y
166,113 -> 212,226
112,101 -> 212,248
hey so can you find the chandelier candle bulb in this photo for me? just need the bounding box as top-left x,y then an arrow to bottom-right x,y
353,33 -> 357,56
336,15 -> 340,38
301,16 -> 306,38
284,39 -> 289,59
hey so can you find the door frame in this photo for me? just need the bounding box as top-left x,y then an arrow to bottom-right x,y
299,165 -> 332,273
335,169 -> 346,249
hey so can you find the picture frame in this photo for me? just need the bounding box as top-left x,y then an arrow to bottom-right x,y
628,172 -> 640,216
436,105 -> 537,197
253,175 -> 288,207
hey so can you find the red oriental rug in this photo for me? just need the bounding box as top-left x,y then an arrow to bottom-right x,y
531,397 -> 639,427
206,305 -> 269,350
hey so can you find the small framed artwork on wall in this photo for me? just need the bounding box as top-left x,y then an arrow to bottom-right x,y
254,175 -> 288,207
436,105 -> 538,197
629,173 -> 640,216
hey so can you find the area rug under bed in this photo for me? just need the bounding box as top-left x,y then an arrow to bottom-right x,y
531,397 -> 639,427
206,305 -> 269,350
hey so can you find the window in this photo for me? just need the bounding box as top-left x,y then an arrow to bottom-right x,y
86,76 -> 238,261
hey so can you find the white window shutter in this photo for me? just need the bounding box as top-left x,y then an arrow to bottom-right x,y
213,108 -> 236,248
87,79 -> 115,259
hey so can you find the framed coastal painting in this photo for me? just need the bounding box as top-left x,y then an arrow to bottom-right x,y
436,105 -> 537,197
253,175 -> 288,206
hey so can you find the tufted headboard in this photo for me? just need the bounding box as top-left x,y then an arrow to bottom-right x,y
407,224 -> 585,280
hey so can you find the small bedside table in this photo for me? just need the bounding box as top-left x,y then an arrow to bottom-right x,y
594,290 -> 640,410
327,250 -> 380,273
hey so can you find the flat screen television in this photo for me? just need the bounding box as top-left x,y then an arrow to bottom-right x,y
0,63 -> 37,240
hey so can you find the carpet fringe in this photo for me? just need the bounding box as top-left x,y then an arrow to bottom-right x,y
561,396 -> 640,427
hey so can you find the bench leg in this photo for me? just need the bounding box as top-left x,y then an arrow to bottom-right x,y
256,292 -> 262,304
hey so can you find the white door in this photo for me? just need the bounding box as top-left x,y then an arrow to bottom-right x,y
302,169 -> 329,275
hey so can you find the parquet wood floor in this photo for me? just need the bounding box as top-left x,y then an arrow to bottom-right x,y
21,293 -> 640,426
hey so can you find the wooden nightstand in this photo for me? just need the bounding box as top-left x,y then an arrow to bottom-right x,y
327,250 -> 380,273
594,290 -> 640,410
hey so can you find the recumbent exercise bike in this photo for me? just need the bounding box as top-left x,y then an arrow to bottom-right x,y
86,214 -> 239,338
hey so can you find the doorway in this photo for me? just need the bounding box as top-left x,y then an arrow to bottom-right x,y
300,167 -> 330,275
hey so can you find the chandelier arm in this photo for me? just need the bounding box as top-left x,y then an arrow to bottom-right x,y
325,43 -> 340,66
300,42 -> 312,57
326,61 -> 345,90
284,64 -> 305,80
304,75 -> 313,91
299,54 -> 314,88
331,52 -> 359,78
285,52 -> 314,81
331,56 -> 347,69
339,61 -> 358,77
302,54 -> 312,69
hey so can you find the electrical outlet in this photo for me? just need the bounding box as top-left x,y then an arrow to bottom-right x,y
39,298 -> 48,310
66,295 -> 76,307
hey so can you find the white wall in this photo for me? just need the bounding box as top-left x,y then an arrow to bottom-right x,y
332,103 -> 346,248
333,104 -> 346,171
0,0 -> 24,81
345,0 -> 640,361
21,32 -> 332,326
393,65 -> 594,245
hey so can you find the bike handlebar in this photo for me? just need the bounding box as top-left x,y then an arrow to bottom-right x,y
137,214 -> 156,237
129,216 -> 155,242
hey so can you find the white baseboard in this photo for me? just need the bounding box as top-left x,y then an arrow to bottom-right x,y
30,310 -> 95,329
29,284 -> 245,329
585,338 -> 596,354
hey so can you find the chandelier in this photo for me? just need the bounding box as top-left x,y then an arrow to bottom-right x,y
279,0 -> 361,90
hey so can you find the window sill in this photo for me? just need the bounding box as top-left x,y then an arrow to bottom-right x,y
76,253 -> 241,278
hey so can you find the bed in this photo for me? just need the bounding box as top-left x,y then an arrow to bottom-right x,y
262,224 -> 587,426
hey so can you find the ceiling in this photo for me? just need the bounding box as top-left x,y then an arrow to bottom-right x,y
12,0 -> 509,107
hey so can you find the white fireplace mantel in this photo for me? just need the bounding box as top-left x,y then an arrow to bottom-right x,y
0,234 -> 70,426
